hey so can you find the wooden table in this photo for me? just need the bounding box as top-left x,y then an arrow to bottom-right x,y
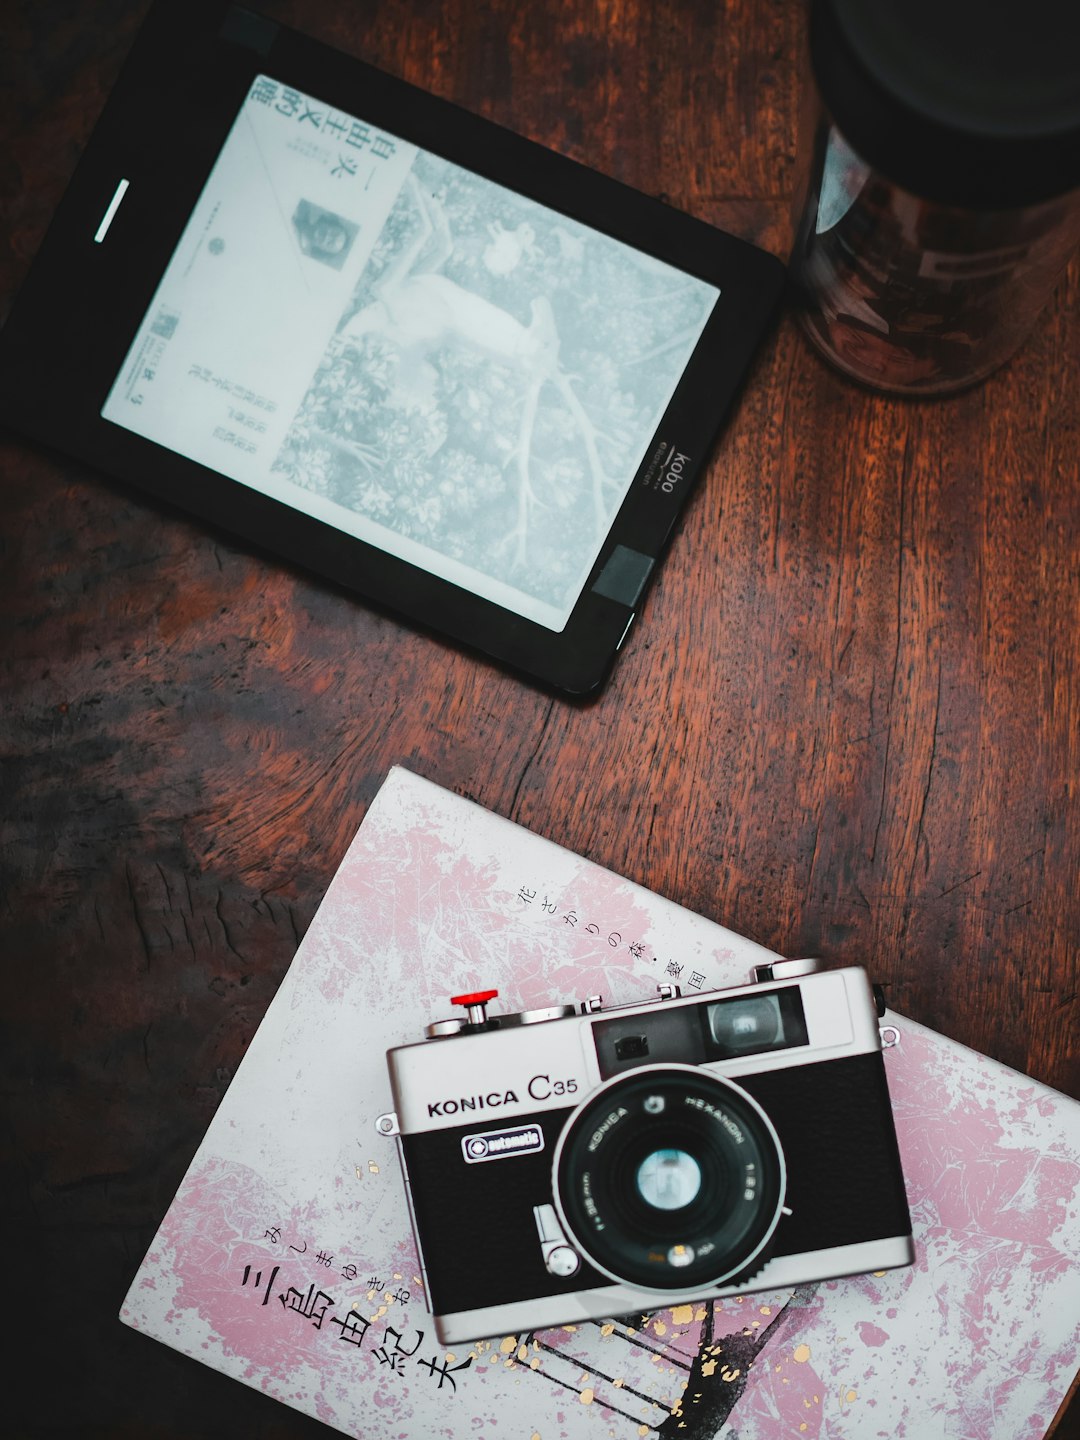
2,1 -> 1077,1435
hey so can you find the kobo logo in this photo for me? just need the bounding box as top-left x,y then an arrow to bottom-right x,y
665,452 -> 688,492
660,450 -> 690,493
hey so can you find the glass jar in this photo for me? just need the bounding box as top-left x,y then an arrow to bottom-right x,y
789,0 -> 1080,395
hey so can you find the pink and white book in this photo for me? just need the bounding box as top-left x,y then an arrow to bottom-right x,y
121,766 -> 1080,1439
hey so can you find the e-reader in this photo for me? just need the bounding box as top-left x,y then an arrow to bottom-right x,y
0,1 -> 785,693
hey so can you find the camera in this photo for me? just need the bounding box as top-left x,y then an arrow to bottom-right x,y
377,960 -> 913,1344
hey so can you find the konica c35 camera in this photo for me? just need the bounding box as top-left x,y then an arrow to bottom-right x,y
376,960 -> 913,1344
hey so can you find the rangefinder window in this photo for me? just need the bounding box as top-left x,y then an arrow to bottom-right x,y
704,988 -> 809,1060
594,1003 -> 707,1079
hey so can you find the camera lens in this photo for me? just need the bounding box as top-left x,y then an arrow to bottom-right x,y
554,1065 -> 784,1292
636,1147 -> 702,1209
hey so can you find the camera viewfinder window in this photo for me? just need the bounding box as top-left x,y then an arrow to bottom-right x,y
705,989 -> 809,1060
100,75 -> 720,631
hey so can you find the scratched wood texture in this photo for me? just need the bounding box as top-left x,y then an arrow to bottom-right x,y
1,0 -> 1077,1436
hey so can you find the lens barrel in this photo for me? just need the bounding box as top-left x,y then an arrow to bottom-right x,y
554,1065 -> 785,1291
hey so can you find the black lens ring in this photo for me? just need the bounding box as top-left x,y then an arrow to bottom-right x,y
553,1065 -> 785,1292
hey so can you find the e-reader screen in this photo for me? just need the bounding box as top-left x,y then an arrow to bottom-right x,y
101,76 -> 720,633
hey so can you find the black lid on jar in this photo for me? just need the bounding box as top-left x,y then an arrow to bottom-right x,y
809,0 -> 1080,209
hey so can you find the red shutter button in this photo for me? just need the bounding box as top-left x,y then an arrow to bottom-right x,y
451,989 -> 499,1025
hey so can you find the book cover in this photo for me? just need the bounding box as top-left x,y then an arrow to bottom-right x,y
121,766 -> 1080,1438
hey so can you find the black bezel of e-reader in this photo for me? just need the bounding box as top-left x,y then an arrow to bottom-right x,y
0,0 -> 785,695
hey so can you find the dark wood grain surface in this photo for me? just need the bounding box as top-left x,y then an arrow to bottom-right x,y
2,1 -> 1077,1436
